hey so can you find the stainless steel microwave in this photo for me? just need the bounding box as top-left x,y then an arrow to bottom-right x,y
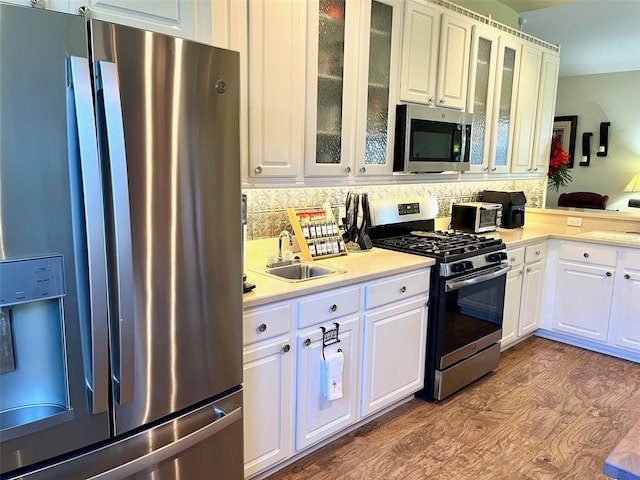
393,104 -> 472,173
451,202 -> 502,233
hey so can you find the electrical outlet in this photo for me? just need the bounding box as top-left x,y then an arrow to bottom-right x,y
567,216 -> 583,227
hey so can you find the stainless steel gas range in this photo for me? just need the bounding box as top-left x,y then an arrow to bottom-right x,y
369,197 -> 510,401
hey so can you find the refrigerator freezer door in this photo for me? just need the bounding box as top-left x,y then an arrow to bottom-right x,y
90,21 -> 243,434
0,4 -> 111,474
8,389 -> 243,480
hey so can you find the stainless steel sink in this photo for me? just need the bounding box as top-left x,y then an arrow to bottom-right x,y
254,262 -> 346,282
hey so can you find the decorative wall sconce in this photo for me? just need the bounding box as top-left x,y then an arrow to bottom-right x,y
580,132 -> 592,166
597,122 -> 611,157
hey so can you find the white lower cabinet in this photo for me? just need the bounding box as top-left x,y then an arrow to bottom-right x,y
501,242 -> 545,349
551,242 -> 616,342
243,337 -> 293,479
361,297 -> 428,417
295,316 -> 360,451
242,302 -> 294,479
243,267 -> 430,478
612,252 -> 640,351
541,241 -> 640,362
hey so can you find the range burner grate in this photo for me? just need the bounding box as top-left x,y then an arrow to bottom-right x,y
373,230 -> 504,262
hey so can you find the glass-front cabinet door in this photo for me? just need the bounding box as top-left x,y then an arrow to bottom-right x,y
467,24 -> 498,173
306,0 -> 401,177
354,0 -> 402,176
489,35 -> 520,174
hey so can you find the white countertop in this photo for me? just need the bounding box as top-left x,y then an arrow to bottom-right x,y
243,239 -> 434,309
244,214 -> 640,309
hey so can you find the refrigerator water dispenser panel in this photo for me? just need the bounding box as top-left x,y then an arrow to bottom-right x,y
0,256 -> 72,442
0,255 -> 65,307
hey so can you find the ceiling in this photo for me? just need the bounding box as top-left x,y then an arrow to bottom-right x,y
498,0 -> 640,77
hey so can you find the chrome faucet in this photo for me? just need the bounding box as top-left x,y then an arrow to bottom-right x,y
278,230 -> 292,262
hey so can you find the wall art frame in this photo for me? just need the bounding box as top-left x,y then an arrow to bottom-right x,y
553,115 -> 578,168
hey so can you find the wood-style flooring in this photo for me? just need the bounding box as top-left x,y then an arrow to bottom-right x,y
267,337 -> 640,480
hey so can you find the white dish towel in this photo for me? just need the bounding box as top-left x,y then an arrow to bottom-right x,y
321,350 -> 344,401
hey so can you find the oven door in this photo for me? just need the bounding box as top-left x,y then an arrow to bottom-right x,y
439,264 -> 510,370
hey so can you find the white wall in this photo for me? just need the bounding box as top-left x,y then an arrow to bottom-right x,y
546,71 -> 640,211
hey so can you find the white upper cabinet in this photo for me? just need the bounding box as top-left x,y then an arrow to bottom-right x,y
467,26 -> 523,174
353,0 -> 403,177
511,45 -> 559,174
399,1 -> 472,109
72,0 -> 213,43
305,0 -> 402,177
488,35 -> 521,174
531,51 -> 560,173
247,0 -> 306,179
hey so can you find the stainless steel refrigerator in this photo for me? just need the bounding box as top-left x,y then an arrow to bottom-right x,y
0,3 -> 243,478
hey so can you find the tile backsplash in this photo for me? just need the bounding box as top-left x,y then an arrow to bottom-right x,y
243,178 -> 546,239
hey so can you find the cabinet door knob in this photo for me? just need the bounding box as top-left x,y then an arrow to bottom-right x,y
535,250 -> 541,256
583,252 -> 589,258
534,167 -> 539,172
400,286 -> 407,293
510,256 -> 516,262
360,167 -> 366,174
491,167 -> 496,172
625,274 -> 631,280
526,267 -> 532,273
304,338 -> 311,347
330,304 -> 338,312
344,166 -> 351,174
258,323 -> 267,333
483,167 -> 489,172
428,96 -> 435,105
439,98 -> 446,105
282,344 -> 290,353
254,166 -> 263,174
606,272 -> 612,277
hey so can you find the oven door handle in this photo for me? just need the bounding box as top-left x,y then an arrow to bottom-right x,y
445,264 -> 511,292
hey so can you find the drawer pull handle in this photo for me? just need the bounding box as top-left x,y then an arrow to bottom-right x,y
535,250 -> 541,256
330,304 -> 338,313
510,257 -> 516,262
258,323 -> 267,333
304,338 -> 311,347
625,274 -> 630,280
400,286 -> 407,293
526,267 -> 532,273
282,344 -> 290,353
583,252 -> 589,258
606,272 -> 612,277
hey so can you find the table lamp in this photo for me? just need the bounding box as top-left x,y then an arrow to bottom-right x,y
624,173 -> 640,207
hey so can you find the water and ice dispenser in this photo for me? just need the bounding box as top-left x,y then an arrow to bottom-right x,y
0,255 -> 73,440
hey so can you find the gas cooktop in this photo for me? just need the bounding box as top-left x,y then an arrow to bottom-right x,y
372,230 -> 505,263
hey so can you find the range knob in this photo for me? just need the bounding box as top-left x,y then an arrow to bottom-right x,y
451,262 -> 466,273
463,260 -> 474,271
486,252 -> 503,263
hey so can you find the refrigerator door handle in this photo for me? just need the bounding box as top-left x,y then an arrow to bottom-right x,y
95,61 -> 135,406
68,56 -> 110,415
87,401 -> 242,480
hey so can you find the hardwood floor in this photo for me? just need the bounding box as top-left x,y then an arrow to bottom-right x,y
267,337 -> 640,480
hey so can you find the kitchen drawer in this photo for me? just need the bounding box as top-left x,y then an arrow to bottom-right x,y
297,286 -> 360,329
623,252 -> 640,270
559,243 -> 617,267
525,242 -> 546,263
364,269 -> 430,310
506,247 -> 525,268
244,302 -> 292,345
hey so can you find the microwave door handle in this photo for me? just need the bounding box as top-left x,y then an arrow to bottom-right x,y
68,57 -> 110,415
95,61 -> 135,406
